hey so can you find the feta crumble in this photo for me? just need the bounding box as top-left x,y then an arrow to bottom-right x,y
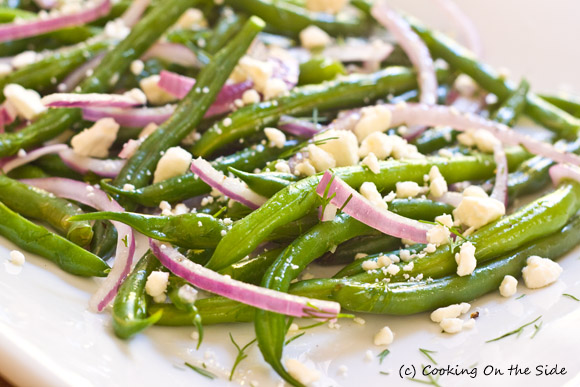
153,146 -> 193,183
522,256 -> 563,289
70,118 -> 119,158
455,241 -> 476,276
499,275 -> 518,297
373,326 -> 394,346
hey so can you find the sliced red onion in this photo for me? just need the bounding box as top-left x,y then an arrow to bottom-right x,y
385,103 -> 580,166
434,0 -> 483,57
59,52 -> 105,92
323,40 -> 394,64
0,0 -> 112,43
82,104 -> 175,127
490,144 -> 508,206
268,48 -> 299,90
190,157 -> 267,209
121,0 -> 150,27
143,42 -> 201,68
157,70 -> 196,99
1,144 -> 67,173
316,171 -> 434,243
149,239 -> 340,319
21,177 -> 135,313
158,70 -> 253,116
434,191 -> 463,207
59,147 -> 125,177
372,0 -> 437,106
278,115 -> 322,138
549,163 -> 580,186
42,92 -> 144,108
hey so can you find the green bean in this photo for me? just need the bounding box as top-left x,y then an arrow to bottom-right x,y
102,140 -> 297,207
152,296 -> 255,326
0,201 -> 108,277
223,0 -> 368,38
317,235 -> 401,266
413,126 -> 457,154
70,211 -> 227,249
205,10 -> 247,54
6,165 -> 49,179
0,0 -> 196,157
409,19 -> 580,139
491,79 -> 530,126
0,174 -> 93,246
333,214 -> 580,314
350,182 -> 580,284
192,66 -> 450,157
113,16 -> 265,192
34,154 -> 84,180
540,93 -> 580,118
206,154 -> 510,270
0,39 -> 109,102
112,251 -> 163,339
298,57 -> 346,86
228,168 -> 298,197
218,247 -> 285,285
89,220 -> 118,260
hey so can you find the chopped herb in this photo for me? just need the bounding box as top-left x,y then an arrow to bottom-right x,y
318,174 -> 337,219
285,332 -> 305,345
531,321 -> 543,339
121,234 -> 128,247
212,206 -> 227,218
379,371 -> 390,376
377,349 -> 390,364
408,365 -> 442,387
279,136 -> 339,159
185,362 -> 216,380
338,193 -> 353,213
419,348 -> 437,365
486,316 -> 542,343
563,293 -> 580,301
515,294 -> 526,300
299,321 -> 326,330
229,333 -> 257,381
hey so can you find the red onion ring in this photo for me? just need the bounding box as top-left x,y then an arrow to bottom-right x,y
59,147 -> 125,177
190,157 -> 267,209
1,144 -> 67,173
143,42 -> 201,68
0,0 -> 112,42
59,52 -> 105,93
549,163 -> 580,186
149,239 -> 340,319
42,92 -> 144,109
21,177 -> 135,313
434,0 -> 483,57
278,115 -> 322,138
490,143 -> 508,206
121,0 -> 151,27
316,171 -> 434,243
82,104 -> 175,127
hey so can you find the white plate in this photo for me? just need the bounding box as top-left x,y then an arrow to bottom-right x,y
2,1 -> 580,387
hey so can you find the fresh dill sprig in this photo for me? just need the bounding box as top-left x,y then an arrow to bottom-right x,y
121,234 -> 128,247
185,362 -> 216,379
229,333 -> 257,381
419,348 -> 438,365
531,321 -> 543,339
279,136 -> 338,159
486,316 -> 542,343
563,293 -> 580,301
377,349 -> 390,364
285,332 -> 305,345
515,294 -> 526,300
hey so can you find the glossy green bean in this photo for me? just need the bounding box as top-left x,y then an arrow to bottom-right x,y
228,168 -> 298,197
491,79 -> 529,126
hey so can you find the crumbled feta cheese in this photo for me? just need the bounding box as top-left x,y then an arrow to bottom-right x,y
362,260 -> 379,271
130,59 -> 144,75
295,159 -> 316,176
353,317 -> 366,325
499,275 -> 518,297
440,318 -> 464,333
104,19 -> 130,40
145,271 -> 169,299
402,262 -> 414,271
264,127 -> 286,148
177,284 -> 198,303
285,359 -> 320,386
9,250 -> 25,266
173,203 -> 190,215
70,118 -> 119,158
426,224 -> 450,246
4,84 -> 46,120
307,144 -> 336,172
358,132 -> 393,159
338,365 -> 348,377
428,166 -> 448,198
463,185 -> 488,198
425,243 -> 437,253
377,254 -> 392,267
123,183 -> 135,191
360,181 -> 387,210
299,25 -> 331,49
364,350 -> 374,361
373,326 -> 394,346
153,146 -> 193,183
457,129 -> 501,153
463,318 -> 476,329
353,105 -> 392,141
123,88 -> 147,105
385,264 -> 400,275
234,56 -> 273,92
430,302 -> 470,323
454,74 -> 478,96
139,75 -> 177,105
435,214 -> 453,228
522,256 -> 563,289
275,160 -> 291,173
175,8 -> 207,30
399,249 -> 412,262
11,51 -> 38,69
263,78 -> 288,100
455,241 -> 476,276
321,203 -> 338,221
0,63 -> 12,76
242,89 -> 261,105
361,152 -> 380,174
355,253 -> 368,260
315,129 -> 359,167
396,181 -> 421,198
288,323 -> 299,332
384,191 -> 396,202
453,193 -> 505,230
305,0 -> 348,14
191,331 -> 200,341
